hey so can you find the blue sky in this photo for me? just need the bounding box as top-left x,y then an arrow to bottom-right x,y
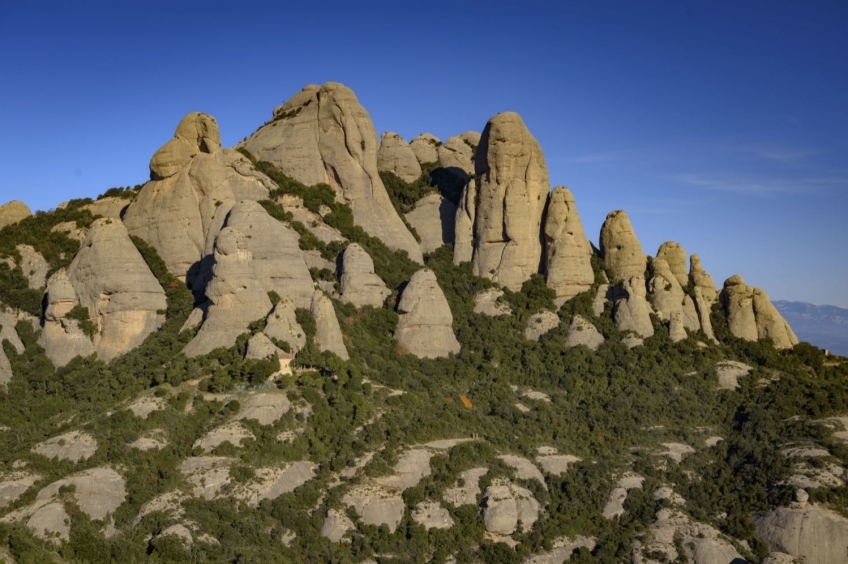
1,1 -> 846,306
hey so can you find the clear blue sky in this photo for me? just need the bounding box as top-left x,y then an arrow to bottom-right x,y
1,1 -> 846,306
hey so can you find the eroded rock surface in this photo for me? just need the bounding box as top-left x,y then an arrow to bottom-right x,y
32,431 -> 97,462
525,310 -> 560,341
599,210 -> 646,282
0,201 -> 31,229
405,193 -> 456,254
377,132 -> 422,182
339,243 -> 390,308
342,485 -> 405,532
453,179 -> 476,265
614,276 -> 654,339
472,112 -> 548,290
263,299 -> 306,353
720,275 -> 798,349
394,269 -> 460,358
310,290 -> 349,359
754,505 -> 848,564
633,508 -> 746,564
409,133 -> 440,165
481,479 -> 540,535
648,258 -> 699,336
242,83 -> 423,263
656,242 -> 688,287
564,315 -> 604,350
543,187 -> 594,305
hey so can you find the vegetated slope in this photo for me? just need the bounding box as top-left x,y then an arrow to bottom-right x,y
774,300 -> 848,356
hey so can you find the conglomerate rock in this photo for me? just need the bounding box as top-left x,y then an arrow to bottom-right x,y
599,210 -> 646,282
394,269 -> 460,358
543,187 -> 594,305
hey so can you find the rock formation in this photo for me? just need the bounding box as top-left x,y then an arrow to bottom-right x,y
404,193 -> 456,254
754,505 -> 848,564
452,179 -> 476,265
543,187 -> 594,305
241,83 -> 423,263
0,311 -> 24,386
394,269 -> 460,358
481,479 -> 540,535
310,290 -> 349,360
525,310 -> 561,341
263,299 -> 306,353
39,269 -> 96,366
0,201 -> 31,229
437,135 -> 475,175
648,258 -> 699,332
472,112 -> 548,290
689,254 -> 718,304
124,112 -> 274,285
564,315 -> 605,350
614,276 -> 655,339
720,275 -> 798,349
656,242 -> 688,287
84,196 -> 130,219
339,243 -> 390,308
63,219 -> 167,361
376,132 -> 422,182
599,210 -> 646,282
409,133 -> 441,164
15,245 -> 49,289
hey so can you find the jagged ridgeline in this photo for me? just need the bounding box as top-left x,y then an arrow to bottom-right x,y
0,82 -> 845,563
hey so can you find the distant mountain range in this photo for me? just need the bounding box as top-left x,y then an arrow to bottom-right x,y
774,300 -> 848,356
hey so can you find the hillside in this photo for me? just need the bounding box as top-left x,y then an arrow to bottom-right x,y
0,82 -> 846,564
774,301 -> 848,357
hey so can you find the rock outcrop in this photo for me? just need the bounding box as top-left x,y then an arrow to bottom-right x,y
409,133 -> 440,165
633,508 -> 747,564
614,276 -> 655,339
438,135 -> 475,175
754,505 -> 848,564
263,299 -> 306,353
452,179 -> 476,265
124,112 -> 274,285
184,201 -> 313,357
394,269 -> 460,358
377,132 -> 422,182
689,254 -> 718,304
0,201 -> 31,229
720,275 -> 798,349
0,311 -> 24,386
599,210 -> 646,282
472,112 -> 548,290
242,83 -> 423,263
339,243 -> 390,307
310,290 -> 349,360
405,193 -> 456,254
564,315 -> 605,350
648,258 -> 699,333
481,479 -> 540,535
656,242 -> 688,287
39,269 -> 96,366
64,219 -> 167,361
525,310 -> 561,341
15,245 -> 49,289
543,187 -> 594,305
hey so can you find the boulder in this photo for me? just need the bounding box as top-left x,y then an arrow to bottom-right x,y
564,315 -> 605,350
411,501 -> 454,530
342,485 -> 405,532
472,112 -> 548,290
245,333 -> 284,362
405,193 -> 457,254
377,132 -> 422,182
38,269 -> 96,367
444,468 -> 488,507
720,275 -> 798,349
656,241 -> 688,287
614,276 -> 655,338
339,243 -> 390,307
525,310 -> 560,341
15,245 -> 49,289
0,201 -> 31,229
321,508 -> 354,542
633,508 -> 747,564
310,290 -> 349,360
263,299 -> 306,353
32,431 -> 97,463
543,187 -> 594,305
394,269 -> 460,358
473,288 -> 511,317
409,133 -> 441,165
452,178 -> 476,265
124,112 -> 272,285
599,210 -> 646,282
234,391 -> 291,425
242,83 -> 423,263
65,218 -> 167,361
481,479 -> 540,535
754,505 -> 848,564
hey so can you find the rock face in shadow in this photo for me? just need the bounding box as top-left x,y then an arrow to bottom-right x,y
0,201 -> 31,229
599,210 -> 646,282
543,187 -> 594,305
472,112 -> 548,290
64,219 -> 167,362
720,275 -> 798,349
754,505 -> 848,564
405,194 -> 456,254
242,83 -> 423,263
614,276 -> 655,339
453,179 -> 476,265
377,132 -> 422,182
310,290 -> 349,360
339,243 -> 390,308
124,112 -> 273,285
394,269 -> 460,358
